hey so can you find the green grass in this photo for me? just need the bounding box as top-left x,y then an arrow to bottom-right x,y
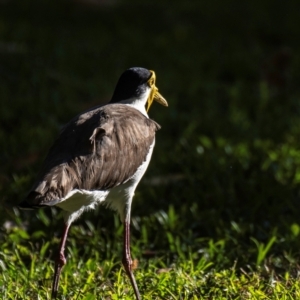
1,0 -> 300,299
1,210 -> 300,299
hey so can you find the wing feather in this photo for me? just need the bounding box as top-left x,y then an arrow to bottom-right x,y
23,104 -> 160,206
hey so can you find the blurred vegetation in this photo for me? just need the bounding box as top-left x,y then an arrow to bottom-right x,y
1,0 -> 300,298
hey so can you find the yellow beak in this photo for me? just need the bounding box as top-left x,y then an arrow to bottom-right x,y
146,70 -> 168,112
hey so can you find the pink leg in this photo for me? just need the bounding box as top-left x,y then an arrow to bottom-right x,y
51,223 -> 70,299
122,221 -> 141,300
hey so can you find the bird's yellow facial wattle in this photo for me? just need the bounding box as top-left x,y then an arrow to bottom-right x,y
146,70 -> 168,112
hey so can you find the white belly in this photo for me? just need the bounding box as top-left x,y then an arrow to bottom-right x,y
57,140 -> 155,225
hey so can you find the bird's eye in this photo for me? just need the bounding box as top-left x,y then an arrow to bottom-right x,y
148,78 -> 154,86
148,70 -> 156,87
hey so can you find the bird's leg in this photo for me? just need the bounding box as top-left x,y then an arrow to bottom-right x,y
122,221 -> 141,300
51,223 -> 70,299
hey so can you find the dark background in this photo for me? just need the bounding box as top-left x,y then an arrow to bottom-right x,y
1,0 -> 300,270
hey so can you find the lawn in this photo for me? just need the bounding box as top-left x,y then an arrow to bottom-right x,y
1,0 -> 300,299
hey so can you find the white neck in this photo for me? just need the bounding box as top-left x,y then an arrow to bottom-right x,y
119,87 -> 150,117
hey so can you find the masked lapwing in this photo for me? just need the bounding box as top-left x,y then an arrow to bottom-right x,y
19,67 -> 168,300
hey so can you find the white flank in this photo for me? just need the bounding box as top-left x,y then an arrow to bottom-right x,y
104,140 -> 155,221
60,139 -> 155,225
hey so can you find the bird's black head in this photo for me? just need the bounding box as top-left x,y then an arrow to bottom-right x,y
110,67 -> 152,103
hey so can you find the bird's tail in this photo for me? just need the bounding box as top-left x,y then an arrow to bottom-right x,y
18,191 -> 47,210
18,201 -> 37,210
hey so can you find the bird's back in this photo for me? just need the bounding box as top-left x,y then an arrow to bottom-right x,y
21,104 -> 160,208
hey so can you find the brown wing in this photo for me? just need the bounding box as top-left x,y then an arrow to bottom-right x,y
23,104 -> 160,206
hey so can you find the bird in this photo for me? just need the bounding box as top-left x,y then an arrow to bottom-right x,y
18,67 -> 168,300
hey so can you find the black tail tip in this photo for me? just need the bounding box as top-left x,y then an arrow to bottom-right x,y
18,201 -> 36,210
